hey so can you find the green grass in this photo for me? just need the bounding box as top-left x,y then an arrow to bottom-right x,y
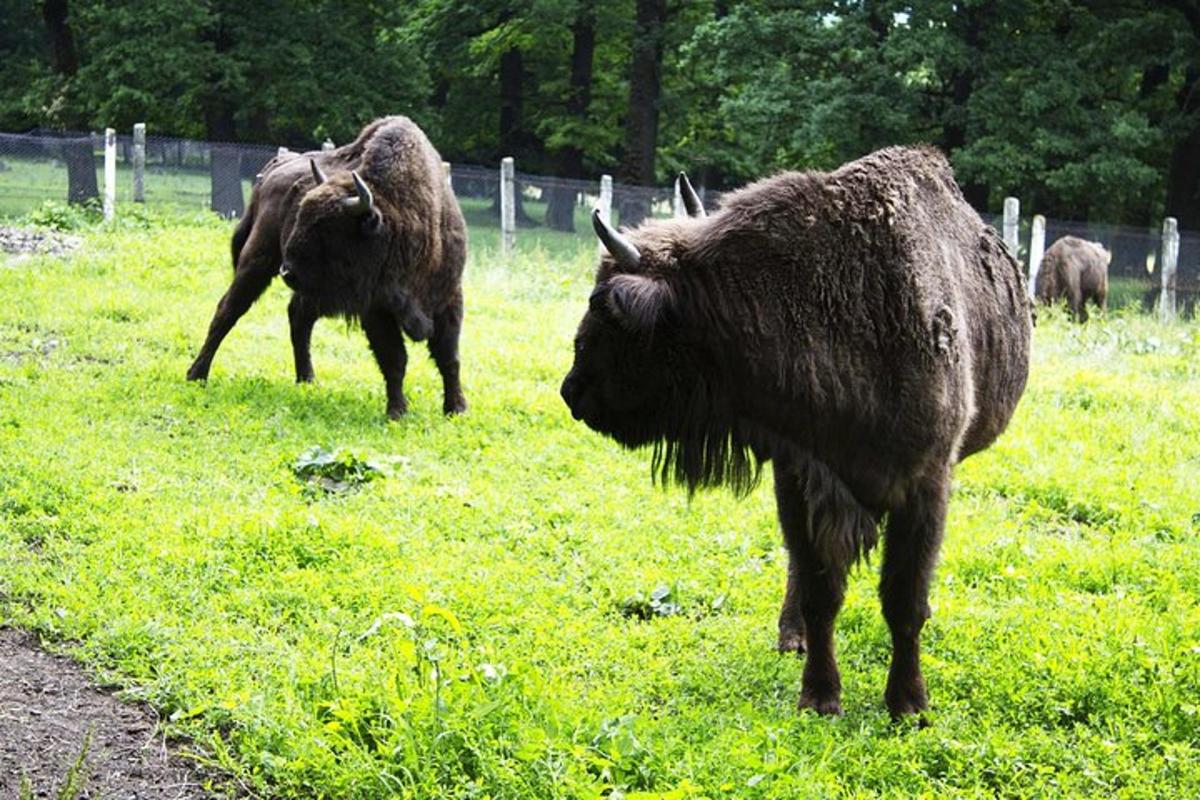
1,210 -> 1198,799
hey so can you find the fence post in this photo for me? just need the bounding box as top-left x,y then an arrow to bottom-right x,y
322,139 -> 335,152
500,156 -> 515,256
1028,214 -> 1046,298
277,146 -> 290,158
673,175 -> 686,218
132,123 -> 146,203
103,128 -> 116,221
443,161 -> 452,192
1161,217 -> 1179,323
1003,196 -> 1020,261
597,174 -> 613,256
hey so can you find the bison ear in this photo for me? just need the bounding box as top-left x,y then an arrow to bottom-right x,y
605,273 -> 674,331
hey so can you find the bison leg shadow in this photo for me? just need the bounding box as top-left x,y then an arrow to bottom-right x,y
879,472 -> 948,720
288,294 -> 320,383
186,266 -> 275,381
428,293 -> 467,415
363,307 -> 410,419
774,456 -> 847,716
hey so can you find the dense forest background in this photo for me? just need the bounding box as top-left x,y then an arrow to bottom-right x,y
0,0 -> 1197,228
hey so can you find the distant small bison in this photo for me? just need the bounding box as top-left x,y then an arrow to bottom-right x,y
1034,235 -> 1110,322
187,116 -> 467,418
561,148 -> 1032,718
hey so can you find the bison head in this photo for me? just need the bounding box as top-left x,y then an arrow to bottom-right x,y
279,164 -> 387,312
560,201 -> 762,495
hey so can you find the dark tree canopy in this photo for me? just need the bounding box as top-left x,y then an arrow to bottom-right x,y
0,0 -> 1196,225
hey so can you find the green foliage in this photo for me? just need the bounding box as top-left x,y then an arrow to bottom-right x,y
23,200 -> 101,232
291,446 -> 385,498
2,0 -> 1195,223
1,211 -> 1199,797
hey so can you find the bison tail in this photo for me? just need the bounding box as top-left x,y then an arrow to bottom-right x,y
230,204 -> 255,270
790,453 -> 880,572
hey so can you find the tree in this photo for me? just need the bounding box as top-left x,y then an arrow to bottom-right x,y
617,0 -> 667,226
41,0 -> 98,204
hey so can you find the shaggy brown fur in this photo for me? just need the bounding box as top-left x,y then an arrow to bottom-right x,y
562,146 -> 1032,718
1035,235 -> 1110,322
186,116 -> 467,418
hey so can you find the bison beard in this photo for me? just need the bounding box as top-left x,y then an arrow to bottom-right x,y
185,116 -> 467,418
562,147 -> 1032,718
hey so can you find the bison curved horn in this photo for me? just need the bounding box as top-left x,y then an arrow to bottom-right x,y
309,159 -> 328,186
591,207 -> 641,269
678,172 -> 706,218
343,170 -> 375,216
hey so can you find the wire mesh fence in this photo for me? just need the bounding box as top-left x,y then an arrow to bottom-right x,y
1,127 -> 1194,317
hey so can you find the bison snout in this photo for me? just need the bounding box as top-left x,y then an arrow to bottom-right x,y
560,374 -> 585,419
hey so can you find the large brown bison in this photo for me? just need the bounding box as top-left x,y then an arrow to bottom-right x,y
186,116 -> 467,418
1034,235 -> 1110,322
561,147 -> 1032,718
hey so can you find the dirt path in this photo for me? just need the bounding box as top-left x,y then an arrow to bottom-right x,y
0,629 -> 221,798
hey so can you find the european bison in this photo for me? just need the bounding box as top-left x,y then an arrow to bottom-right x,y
186,116 -> 467,418
1034,235 -> 1110,322
561,147 -> 1032,718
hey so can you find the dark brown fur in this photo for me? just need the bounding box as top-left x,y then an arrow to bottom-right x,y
561,146 -> 1032,718
187,116 -> 467,418
1034,235 -> 1110,322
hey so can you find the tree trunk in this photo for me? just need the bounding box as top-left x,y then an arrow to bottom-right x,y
617,0 -> 667,227
546,2 -> 596,232
1165,67 -> 1200,230
492,46 -> 536,225
201,15 -> 244,219
42,0 -> 98,205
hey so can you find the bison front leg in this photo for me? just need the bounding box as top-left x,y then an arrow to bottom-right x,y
428,291 -> 467,415
186,266 -> 275,381
287,294 -> 319,383
363,307 -> 409,419
775,457 -> 847,715
879,473 -> 949,719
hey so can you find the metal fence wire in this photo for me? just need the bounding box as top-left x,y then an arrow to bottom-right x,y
0,128 -> 1194,317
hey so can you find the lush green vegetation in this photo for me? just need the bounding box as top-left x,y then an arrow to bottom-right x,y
1,213 -> 1198,798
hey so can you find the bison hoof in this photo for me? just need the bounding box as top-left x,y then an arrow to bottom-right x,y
296,372 -> 315,384
386,401 -> 409,420
443,395 -> 467,416
885,678 -> 929,719
185,365 -> 209,382
798,690 -> 842,717
777,627 -> 806,655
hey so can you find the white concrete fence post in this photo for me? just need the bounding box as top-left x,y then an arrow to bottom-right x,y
673,175 -> 686,218
443,161 -> 452,192
103,127 -> 116,221
1161,217 -> 1180,323
597,174 -> 613,257
132,123 -> 146,203
500,156 -> 515,256
1003,196 -> 1020,262
322,139 -> 335,152
1028,214 -> 1046,298
277,146 -> 290,158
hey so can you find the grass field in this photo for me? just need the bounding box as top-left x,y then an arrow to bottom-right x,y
1,209 -> 1198,798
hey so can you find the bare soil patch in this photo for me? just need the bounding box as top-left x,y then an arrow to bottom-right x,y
0,629 -> 221,798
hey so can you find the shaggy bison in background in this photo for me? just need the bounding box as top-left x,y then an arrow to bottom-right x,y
187,116 -> 467,418
561,146 -> 1032,718
1035,235 -> 1110,322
